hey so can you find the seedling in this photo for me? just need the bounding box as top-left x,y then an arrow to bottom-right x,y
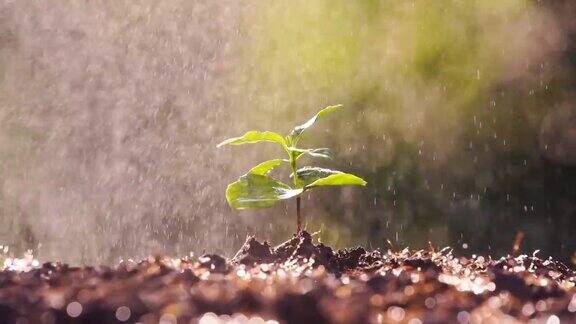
217,105 -> 366,232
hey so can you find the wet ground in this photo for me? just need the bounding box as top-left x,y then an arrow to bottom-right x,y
0,231 -> 575,324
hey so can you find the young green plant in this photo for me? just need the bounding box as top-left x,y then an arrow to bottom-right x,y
217,105 -> 366,232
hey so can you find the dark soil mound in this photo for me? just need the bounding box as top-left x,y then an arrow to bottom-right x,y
0,231 -> 574,324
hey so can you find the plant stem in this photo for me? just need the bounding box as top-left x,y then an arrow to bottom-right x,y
296,197 -> 302,233
290,153 -> 302,233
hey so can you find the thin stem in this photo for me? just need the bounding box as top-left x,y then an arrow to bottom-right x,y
289,152 -> 302,233
296,197 -> 302,233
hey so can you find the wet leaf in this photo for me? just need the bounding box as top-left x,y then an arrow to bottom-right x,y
291,166 -> 340,187
249,159 -> 285,175
307,173 -> 366,187
217,131 -> 287,149
288,147 -> 332,160
226,173 -> 303,209
288,104 -> 341,143
296,167 -> 366,188
306,148 -> 332,159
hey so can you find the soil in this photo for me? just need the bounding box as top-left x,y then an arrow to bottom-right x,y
0,231 -> 575,324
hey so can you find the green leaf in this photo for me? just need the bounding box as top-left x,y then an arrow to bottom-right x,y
226,173 -> 303,209
306,173 -> 367,188
303,148 -> 332,159
217,131 -> 287,149
248,159 -> 285,175
288,104 -> 342,143
288,147 -> 332,160
291,167 -> 366,188
291,166 -> 339,187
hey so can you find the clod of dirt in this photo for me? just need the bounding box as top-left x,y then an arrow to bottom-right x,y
232,231 -> 383,274
198,254 -> 228,273
232,236 -> 275,265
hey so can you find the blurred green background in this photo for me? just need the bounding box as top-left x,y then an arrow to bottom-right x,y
0,0 -> 574,264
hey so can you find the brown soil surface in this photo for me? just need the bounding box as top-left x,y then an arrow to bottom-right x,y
0,231 -> 575,324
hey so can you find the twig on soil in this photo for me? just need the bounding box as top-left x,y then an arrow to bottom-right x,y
428,241 -> 436,253
512,231 -> 525,257
386,239 -> 394,251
